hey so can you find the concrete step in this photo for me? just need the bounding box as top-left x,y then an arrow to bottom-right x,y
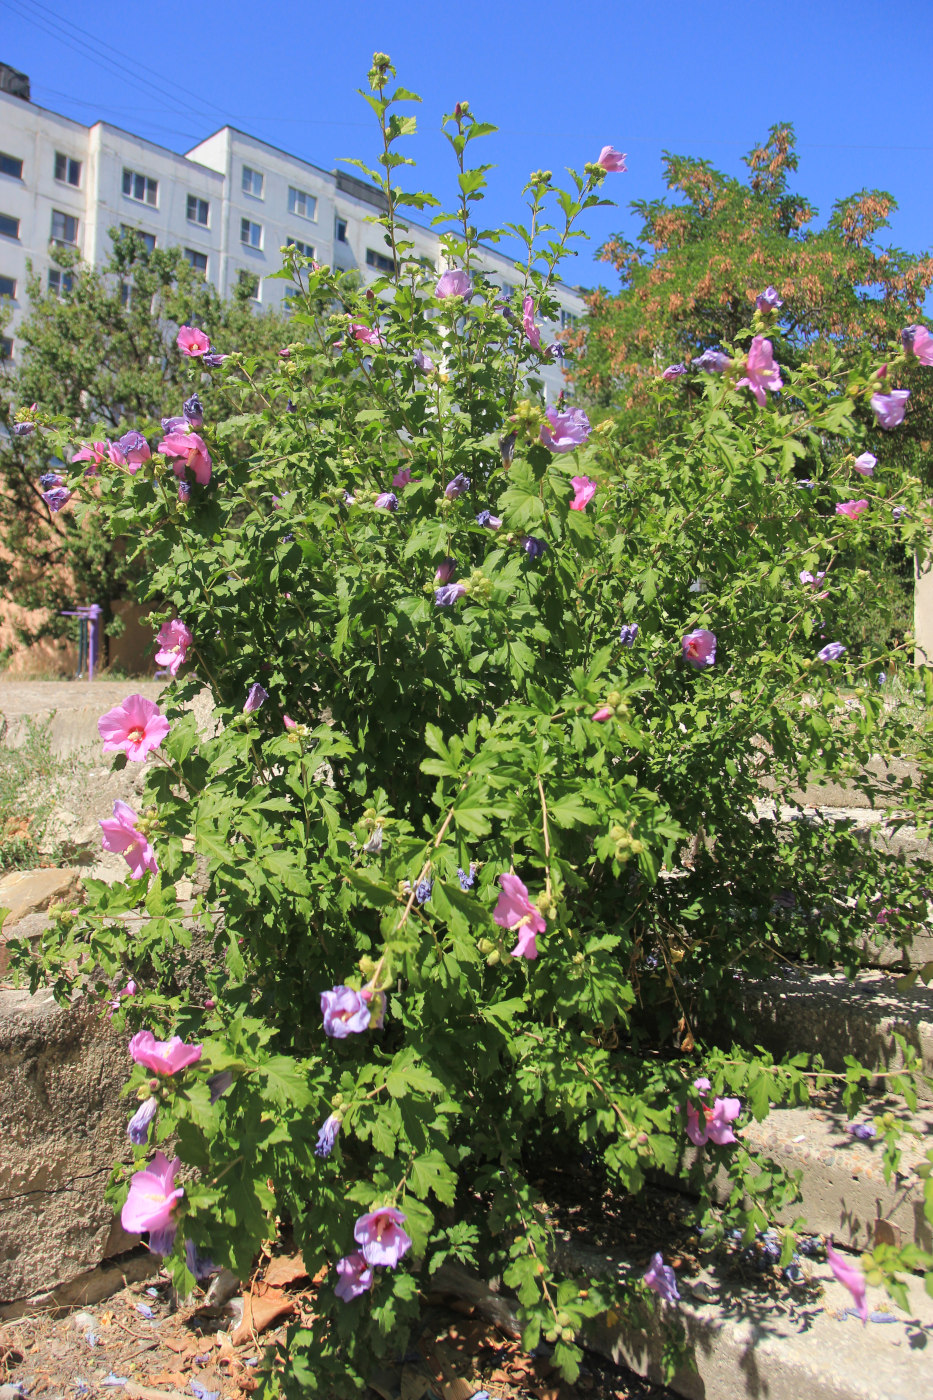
760,754 -> 922,811
728,966 -> 933,1100
0,680 -> 166,756
0,986 -> 134,1303
438,1230 -> 933,1400
704,1095 -> 933,1254
596,1242 -> 933,1400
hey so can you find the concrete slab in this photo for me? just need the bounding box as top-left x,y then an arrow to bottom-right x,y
0,986 -> 131,1302
598,1250 -> 933,1400
728,968 -> 933,1101
0,681 -> 166,757
761,756 -> 922,811
0,867 -> 82,927
436,1241 -> 933,1400
707,1098 -> 933,1253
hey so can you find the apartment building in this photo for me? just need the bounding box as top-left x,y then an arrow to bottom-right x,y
0,66 -> 584,400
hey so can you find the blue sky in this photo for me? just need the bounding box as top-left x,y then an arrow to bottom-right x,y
3,0 -> 932,293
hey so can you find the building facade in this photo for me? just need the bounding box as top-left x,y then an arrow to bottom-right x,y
0,69 -> 584,401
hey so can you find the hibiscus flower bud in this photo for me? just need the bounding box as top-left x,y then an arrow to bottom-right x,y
534,890 -> 555,919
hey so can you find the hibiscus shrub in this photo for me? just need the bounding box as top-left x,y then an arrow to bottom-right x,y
17,56 -> 933,1392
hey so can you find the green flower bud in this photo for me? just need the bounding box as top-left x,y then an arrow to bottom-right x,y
486,949 -> 500,966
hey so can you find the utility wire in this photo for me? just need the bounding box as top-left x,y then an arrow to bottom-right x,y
0,0 -> 231,132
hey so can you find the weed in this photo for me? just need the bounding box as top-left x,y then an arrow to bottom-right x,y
0,716 -> 91,873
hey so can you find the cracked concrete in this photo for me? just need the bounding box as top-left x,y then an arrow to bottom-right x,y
0,986 -> 134,1302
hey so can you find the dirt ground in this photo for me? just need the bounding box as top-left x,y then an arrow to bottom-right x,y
0,1260 -> 675,1400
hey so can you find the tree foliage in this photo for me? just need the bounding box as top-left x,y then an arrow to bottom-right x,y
0,234 -> 300,654
573,123 -> 933,434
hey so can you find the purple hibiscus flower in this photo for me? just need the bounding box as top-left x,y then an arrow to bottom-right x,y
445,473 -> 471,500
644,1252 -> 680,1303
540,405 -> 591,454
321,985 -> 371,1038
871,389 -> 910,430
435,582 -> 467,607
755,286 -> 783,313
354,1207 -> 412,1268
692,348 -> 731,374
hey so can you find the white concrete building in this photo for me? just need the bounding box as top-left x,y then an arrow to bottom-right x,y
0,67 -> 584,401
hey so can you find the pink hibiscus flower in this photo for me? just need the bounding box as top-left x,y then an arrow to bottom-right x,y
98,694 -> 170,761
597,146 -> 627,173
836,499 -> 869,521
348,322 -> 384,349
685,1078 -> 741,1146
435,269 -> 471,299
176,325 -> 211,357
570,476 -> 597,511
736,335 -> 782,407
129,1030 -> 203,1075
493,873 -> 547,961
158,429 -> 212,486
353,1207 -> 412,1268
99,800 -> 158,879
154,619 -> 193,677
120,1150 -> 184,1237
72,441 -> 109,475
826,1239 -> 868,1324
522,296 -> 542,351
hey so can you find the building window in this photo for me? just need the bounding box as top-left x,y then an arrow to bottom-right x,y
0,152 -> 23,180
288,187 -> 316,220
335,217 -> 348,243
286,238 -> 314,260
0,213 -> 20,240
0,337 -> 13,361
186,194 -> 209,226
54,152 -> 81,186
48,268 -> 74,296
366,247 -> 395,274
237,270 -> 260,300
560,309 -> 577,330
184,248 -> 208,275
51,210 -> 79,245
242,165 -> 264,198
240,218 -> 262,249
120,281 -> 132,308
121,224 -> 155,254
0,274 -> 14,299
122,168 -> 158,206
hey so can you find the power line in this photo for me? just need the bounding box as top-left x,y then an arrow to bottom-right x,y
0,0 -> 232,131
7,0 -> 933,162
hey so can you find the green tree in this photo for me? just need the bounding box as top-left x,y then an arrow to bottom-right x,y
571,124 -> 933,649
574,123 -> 933,426
0,232 -> 309,661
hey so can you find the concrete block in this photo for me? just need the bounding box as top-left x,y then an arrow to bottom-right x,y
598,1254 -> 933,1400
0,868 -> 82,927
729,967 -> 933,1100
708,1099 -> 933,1253
0,987 -> 131,1302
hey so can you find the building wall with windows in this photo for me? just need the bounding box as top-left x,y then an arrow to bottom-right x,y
0,84 -> 585,398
